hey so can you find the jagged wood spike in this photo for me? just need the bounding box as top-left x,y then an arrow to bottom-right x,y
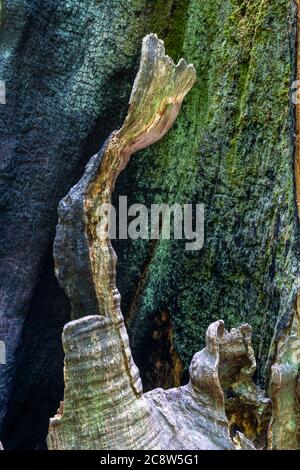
48,316 -> 258,449
49,33 -> 196,450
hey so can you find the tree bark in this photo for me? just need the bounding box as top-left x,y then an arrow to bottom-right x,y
0,0 -> 299,450
0,0 -> 181,448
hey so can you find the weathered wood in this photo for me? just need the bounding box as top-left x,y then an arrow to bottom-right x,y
268,293 -> 300,449
53,33 -> 196,322
48,314 -> 260,449
48,35 -> 261,450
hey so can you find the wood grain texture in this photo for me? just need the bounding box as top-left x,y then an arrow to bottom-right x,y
47,35 -> 260,450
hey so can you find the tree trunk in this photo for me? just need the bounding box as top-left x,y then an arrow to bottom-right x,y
0,0 -> 299,450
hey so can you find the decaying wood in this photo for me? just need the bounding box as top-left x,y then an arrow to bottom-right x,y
268,293 -> 300,449
47,34 -> 262,451
295,0 -> 300,220
265,0 -> 300,449
47,33 -> 298,450
48,313 -> 259,449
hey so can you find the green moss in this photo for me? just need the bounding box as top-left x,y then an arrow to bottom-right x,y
115,0 -> 297,385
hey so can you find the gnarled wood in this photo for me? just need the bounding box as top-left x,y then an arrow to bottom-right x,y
48,35 -> 263,450
53,33 -> 196,322
48,315 -> 259,449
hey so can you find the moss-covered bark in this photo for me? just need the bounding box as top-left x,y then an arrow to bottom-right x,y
1,0 -> 299,449
114,0 -> 298,388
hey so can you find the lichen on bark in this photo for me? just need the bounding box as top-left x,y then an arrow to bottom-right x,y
114,0 -> 299,392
